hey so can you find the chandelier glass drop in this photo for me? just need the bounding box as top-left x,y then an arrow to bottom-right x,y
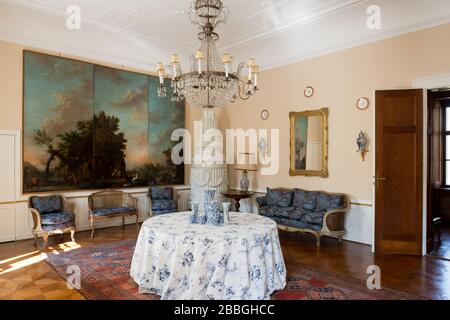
156,0 -> 259,108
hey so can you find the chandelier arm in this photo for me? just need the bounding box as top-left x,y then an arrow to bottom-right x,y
236,62 -> 247,79
237,79 -> 251,100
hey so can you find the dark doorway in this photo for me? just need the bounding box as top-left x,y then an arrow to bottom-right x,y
427,89 -> 450,259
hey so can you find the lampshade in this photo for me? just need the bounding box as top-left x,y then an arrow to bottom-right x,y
235,153 -> 257,172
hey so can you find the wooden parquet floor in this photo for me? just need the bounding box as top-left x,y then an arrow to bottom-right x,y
1,224 -> 450,300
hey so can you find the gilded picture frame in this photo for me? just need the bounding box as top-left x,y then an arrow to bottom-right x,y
289,107 -> 329,178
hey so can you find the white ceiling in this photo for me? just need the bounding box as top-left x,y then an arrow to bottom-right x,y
3,0 -> 371,50
1,0 -> 450,71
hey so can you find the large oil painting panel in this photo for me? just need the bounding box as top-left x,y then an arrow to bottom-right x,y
143,76 -> 185,185
23,51 -> 185,193
23,52 -> 94,192
93,66 -> 149,188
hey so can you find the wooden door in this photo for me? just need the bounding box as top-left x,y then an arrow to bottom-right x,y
375,89 -> 423,255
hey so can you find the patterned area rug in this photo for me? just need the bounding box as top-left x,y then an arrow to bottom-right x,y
45,240 -> 423,300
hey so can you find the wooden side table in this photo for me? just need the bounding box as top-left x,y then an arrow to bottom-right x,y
221,190 -> 254,212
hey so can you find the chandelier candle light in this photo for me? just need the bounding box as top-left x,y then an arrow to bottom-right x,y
156,0 -> 260,108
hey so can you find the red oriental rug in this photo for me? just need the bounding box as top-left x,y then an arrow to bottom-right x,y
45,240 -> 423,300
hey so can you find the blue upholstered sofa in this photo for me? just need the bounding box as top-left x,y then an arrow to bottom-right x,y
88,190 -> 139,238
28,194 -> 76,247
147,187 -> 178,216
256,188 -> 348,247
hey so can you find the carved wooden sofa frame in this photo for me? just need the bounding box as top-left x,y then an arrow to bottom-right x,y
88,190 -> 139,238
256,188 -> 348,247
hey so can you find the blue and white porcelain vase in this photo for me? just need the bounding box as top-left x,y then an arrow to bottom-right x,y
204,188 -> 216,202
199,212 -> 207,225
189,201 -> 200,224
240,171 -> 250,192
222,202 -> 231,225
205,200 -> 221,226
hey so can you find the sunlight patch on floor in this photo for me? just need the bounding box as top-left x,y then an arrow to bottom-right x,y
0,251 -> 40,265
0,252 -> 48,275
0,242 -> 82,275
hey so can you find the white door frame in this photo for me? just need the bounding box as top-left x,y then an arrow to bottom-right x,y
371,74 -> 450,256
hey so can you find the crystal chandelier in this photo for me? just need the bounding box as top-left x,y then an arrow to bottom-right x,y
156,0 -> 259,108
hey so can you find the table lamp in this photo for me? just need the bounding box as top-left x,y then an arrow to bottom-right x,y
235,153 -> 257,192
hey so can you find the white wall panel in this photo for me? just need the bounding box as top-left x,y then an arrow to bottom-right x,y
0,134 -> 15,202
0,204 -> 16,242
0,132 -> 17,242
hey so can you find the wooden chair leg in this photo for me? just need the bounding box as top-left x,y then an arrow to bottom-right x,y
70,229 -> 75,242
33,234 -> 38,246
437,227 -> 442,246
136,214 -> 139,230
315,233 -> 321,247
42,233 -> 49,248
90,218 -> 95,238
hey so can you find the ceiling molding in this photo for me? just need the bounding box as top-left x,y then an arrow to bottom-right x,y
5,0 -> 371,52
413,73 -> 450,89
219,0 -> 370,51
2,0 -> 197,51
2,0 -> 450,74
0,31 -> 158,73
259,13 -> 450,71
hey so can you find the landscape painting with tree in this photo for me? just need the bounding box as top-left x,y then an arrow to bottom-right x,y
23,51 -> 185,193
23,52 -> 94,192
93,66 -> 149,188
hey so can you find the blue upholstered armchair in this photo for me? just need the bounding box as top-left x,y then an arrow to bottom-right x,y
28,195 -> 76,247
147,187 -> 178,216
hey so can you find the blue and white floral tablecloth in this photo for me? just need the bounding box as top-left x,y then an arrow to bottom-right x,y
130,212 -> 286,300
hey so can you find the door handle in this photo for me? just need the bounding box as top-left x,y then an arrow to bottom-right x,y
375,175 -> 387,181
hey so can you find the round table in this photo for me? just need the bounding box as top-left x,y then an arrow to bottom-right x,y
130,212 -> 286,300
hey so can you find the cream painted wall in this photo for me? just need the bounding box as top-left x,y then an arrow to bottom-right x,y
215,23 -> 450,204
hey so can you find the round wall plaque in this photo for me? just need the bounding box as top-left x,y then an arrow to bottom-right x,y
304,86 -> 314,98
356,97 -> 370,110
261,109 -> 269,120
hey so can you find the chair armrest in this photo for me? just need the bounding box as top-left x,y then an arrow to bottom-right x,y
255,196 -> 267,209
323,208 -> 347,232
29,208 -> 43,232
123,193 -> 138,210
